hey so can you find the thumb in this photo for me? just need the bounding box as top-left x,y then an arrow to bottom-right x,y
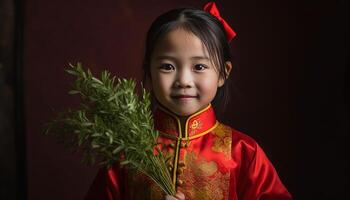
175,191 -> 185,200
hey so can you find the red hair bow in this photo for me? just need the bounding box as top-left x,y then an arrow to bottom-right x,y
203,2 -> 236,42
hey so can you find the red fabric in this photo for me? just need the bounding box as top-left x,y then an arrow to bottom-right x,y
84,164 -> 122,200
203,2 -> 237,42
84,105 -> 292,199
228,131 -> 292,200
154,105 -> 217,138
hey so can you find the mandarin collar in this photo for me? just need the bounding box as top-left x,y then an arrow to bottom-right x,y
154,104 -> 218,141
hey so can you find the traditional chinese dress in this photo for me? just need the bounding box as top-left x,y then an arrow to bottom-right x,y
84,104 -> 292,200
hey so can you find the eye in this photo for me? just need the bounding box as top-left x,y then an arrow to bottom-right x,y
193,64 -> 207,71
159,63 -> 175,72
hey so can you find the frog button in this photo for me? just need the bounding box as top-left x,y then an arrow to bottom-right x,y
177,167 -> 184,175
168,143 -> 176,148
180,142 -> 189,148
177,179 -> 184,186
178,161 -> 186,169
167,162 -> 174,171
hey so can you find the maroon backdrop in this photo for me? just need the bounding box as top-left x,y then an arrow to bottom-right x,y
23,0 -> 349,199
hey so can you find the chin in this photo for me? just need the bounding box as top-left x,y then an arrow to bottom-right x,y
172,108 -> 199,117
175,112 -> 192,117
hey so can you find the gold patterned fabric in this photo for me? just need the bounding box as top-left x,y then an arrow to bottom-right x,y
85,104 -> 292,200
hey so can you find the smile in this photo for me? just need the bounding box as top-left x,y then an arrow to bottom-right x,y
171,95 -> 198,99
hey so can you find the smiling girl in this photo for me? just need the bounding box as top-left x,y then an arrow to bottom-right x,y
85,2 -> 292,200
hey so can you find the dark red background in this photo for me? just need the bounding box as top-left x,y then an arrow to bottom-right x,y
22,0 -> 348,199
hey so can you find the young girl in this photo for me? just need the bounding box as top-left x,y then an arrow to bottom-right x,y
85,2 -> 292,200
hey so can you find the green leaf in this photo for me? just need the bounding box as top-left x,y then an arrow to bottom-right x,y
91,133 -> 100,137
120,160 -> 131,165
66,69 -> 79,76
112,146 -> 124,154
68,90 -> 80,95
44,62 -> 176,196
92,77 -> 103,84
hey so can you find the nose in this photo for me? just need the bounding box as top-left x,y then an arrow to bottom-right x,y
174,67 -> 194,88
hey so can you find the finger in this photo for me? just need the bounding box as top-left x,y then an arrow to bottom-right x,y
175,192 -> 185,200
165,195 -> 177,200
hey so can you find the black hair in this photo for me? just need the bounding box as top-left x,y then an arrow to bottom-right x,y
142,7 -> 234,114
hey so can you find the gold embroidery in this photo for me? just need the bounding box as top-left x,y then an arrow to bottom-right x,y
189,119 -> 203,135
212,124 -> 232,159
213,123 -> 231,137
198,160 -> 217,177
130,124 -> 233,200
178,151 -> 230,200
191,119 -> 202,129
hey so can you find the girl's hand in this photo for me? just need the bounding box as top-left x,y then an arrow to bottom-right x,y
165,191 -> 185,200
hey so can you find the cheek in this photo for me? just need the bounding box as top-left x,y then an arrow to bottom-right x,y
150,72 -> 173,97
150,77 -> 165,104
197,74 -> 219,98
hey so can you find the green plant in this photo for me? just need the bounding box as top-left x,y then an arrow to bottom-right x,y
44,63 -> 175,195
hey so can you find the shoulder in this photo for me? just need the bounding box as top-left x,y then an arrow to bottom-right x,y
213,122 -> 259,149
213,122 -> 260,161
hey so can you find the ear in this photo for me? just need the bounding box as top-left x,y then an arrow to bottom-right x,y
218,61 -> 232,87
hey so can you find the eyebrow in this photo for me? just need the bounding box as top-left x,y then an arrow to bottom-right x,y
155,55 -> 210,60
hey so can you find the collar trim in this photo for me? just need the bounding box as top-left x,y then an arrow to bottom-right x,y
154,104 -> 217,141
159,121 -> 218,141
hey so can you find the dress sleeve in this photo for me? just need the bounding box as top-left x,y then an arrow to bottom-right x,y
84,164 -> 124,200
239,143 -> 292,200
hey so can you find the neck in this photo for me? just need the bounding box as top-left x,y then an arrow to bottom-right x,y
179,116 -> 189,135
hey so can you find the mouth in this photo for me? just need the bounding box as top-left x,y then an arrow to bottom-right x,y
171,95 -> 198,99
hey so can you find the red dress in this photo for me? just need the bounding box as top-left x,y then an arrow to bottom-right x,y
85,104 -> 292,200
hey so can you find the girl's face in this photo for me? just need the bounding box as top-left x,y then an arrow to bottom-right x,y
150,28 -> 226,116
